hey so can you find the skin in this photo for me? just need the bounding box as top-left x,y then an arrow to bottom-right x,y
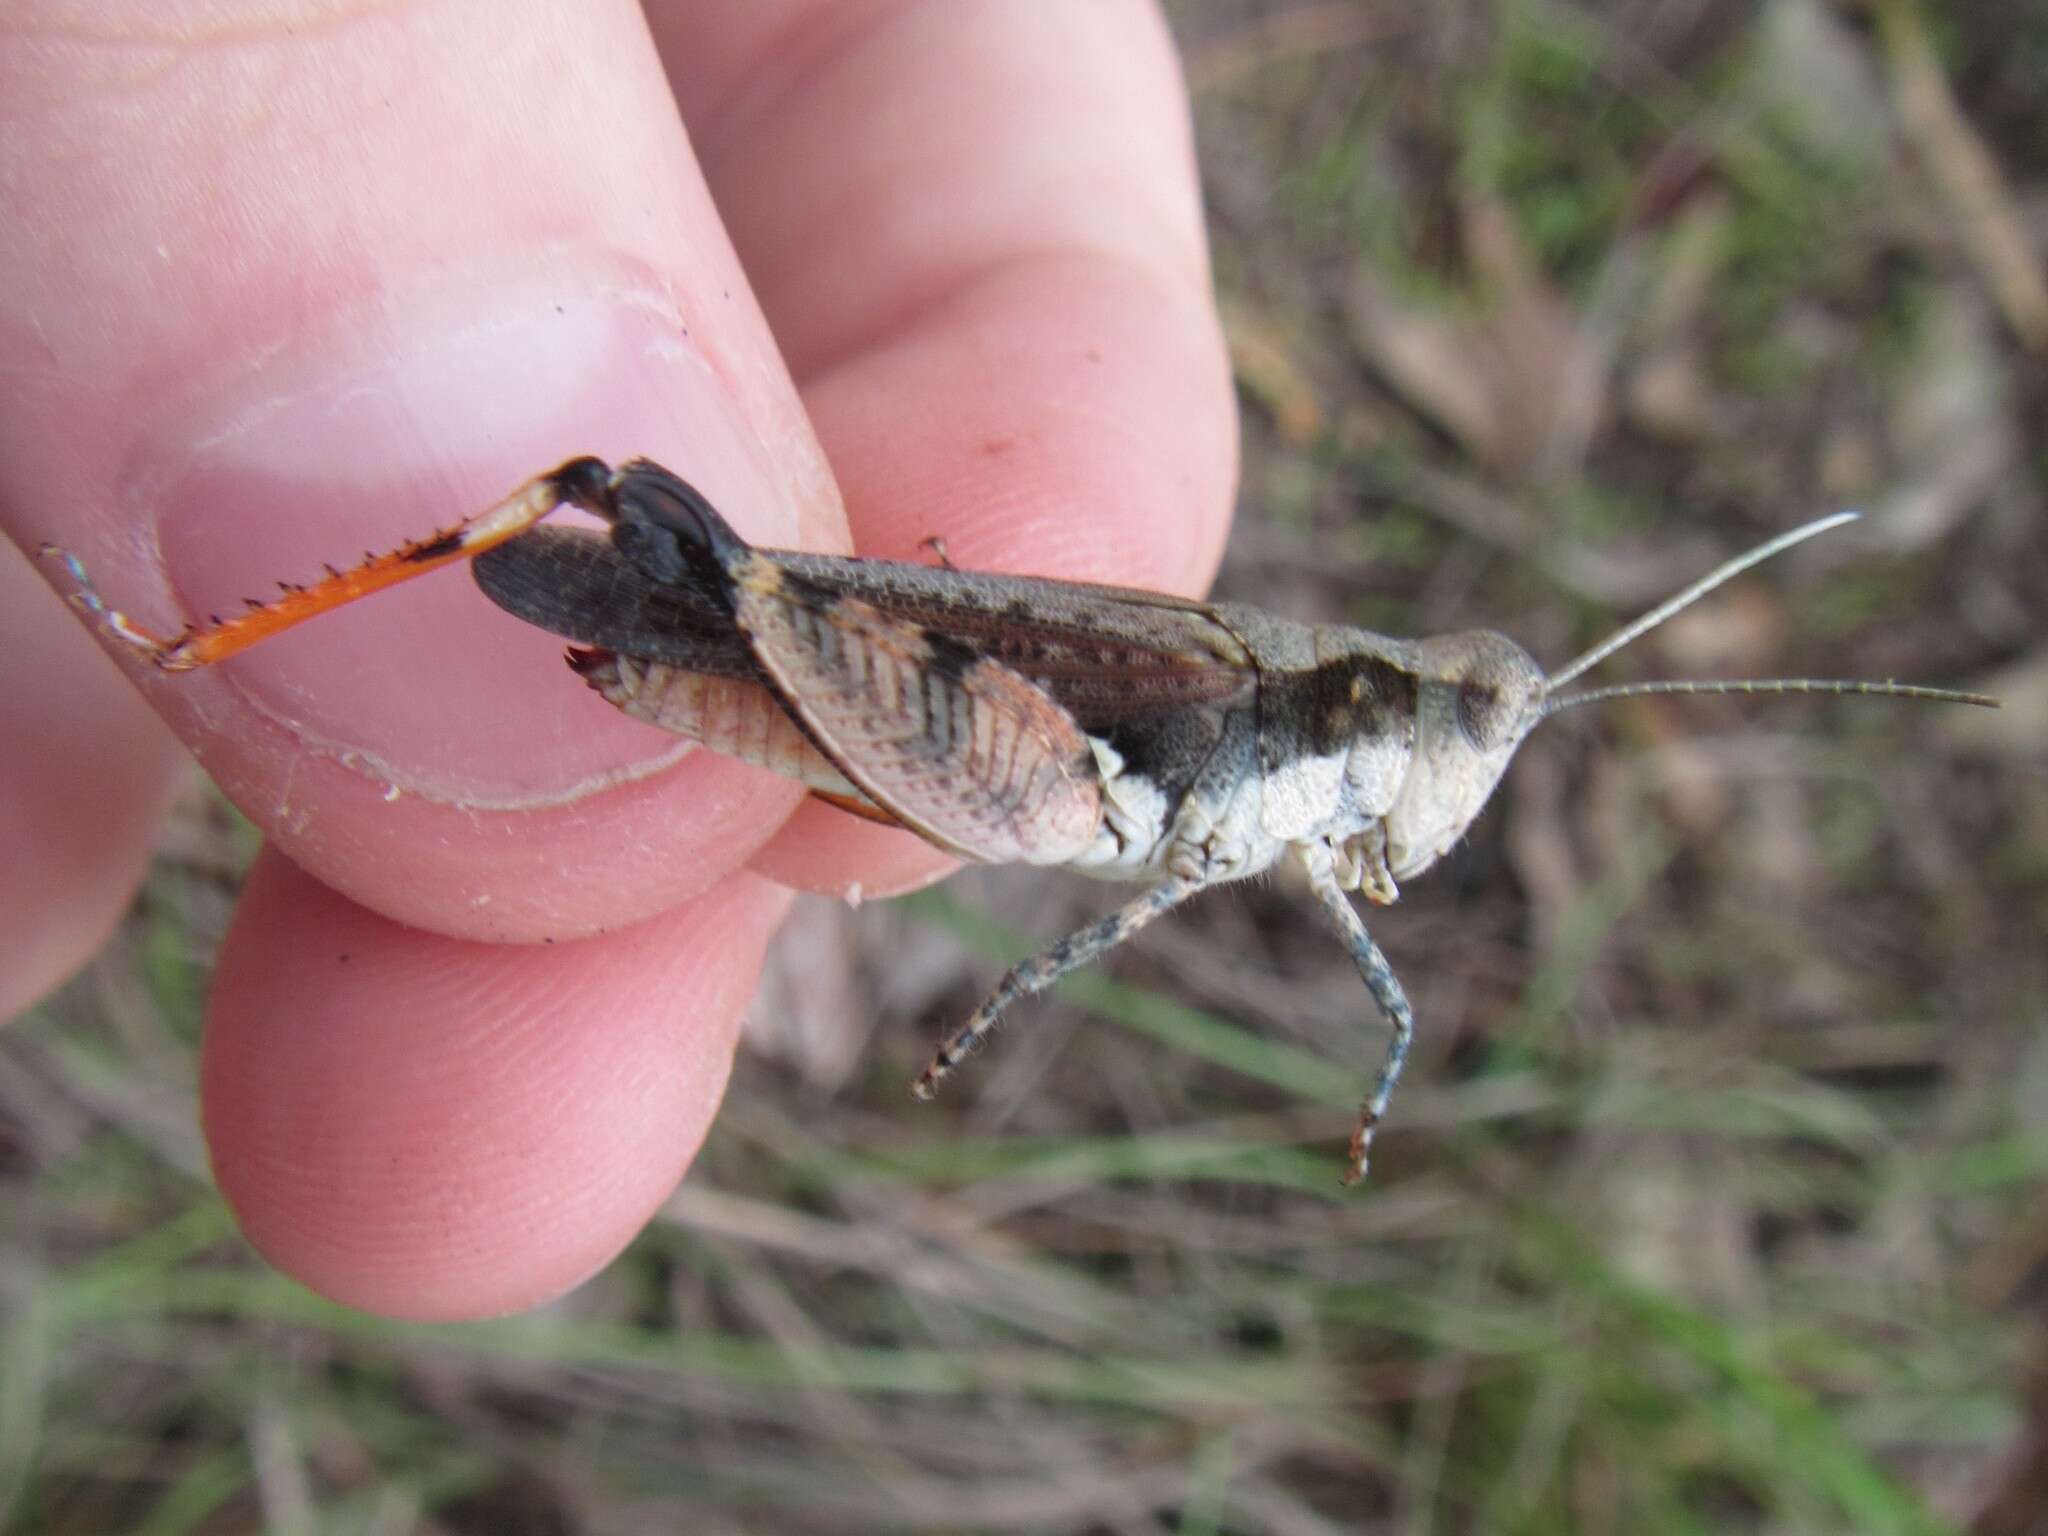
0,0 -> 1236,1319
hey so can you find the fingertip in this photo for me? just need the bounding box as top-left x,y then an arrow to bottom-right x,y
809,250 -> 1238,597
202,848 -> 789,1319
221,739 -> 808,946
746,797 -> 958,901
0,535 -> 185,1021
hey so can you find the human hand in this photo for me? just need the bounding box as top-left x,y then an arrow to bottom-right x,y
0,1 -> 1236,1318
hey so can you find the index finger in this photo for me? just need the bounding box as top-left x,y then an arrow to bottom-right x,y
657,0 -> 1239,895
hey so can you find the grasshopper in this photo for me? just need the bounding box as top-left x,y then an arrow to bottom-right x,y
46,457 -> 1997,1181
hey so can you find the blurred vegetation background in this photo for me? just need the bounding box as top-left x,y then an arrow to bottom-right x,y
7,1 -> 2046,1531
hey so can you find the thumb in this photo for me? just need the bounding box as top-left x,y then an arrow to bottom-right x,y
0,0 -> 844,942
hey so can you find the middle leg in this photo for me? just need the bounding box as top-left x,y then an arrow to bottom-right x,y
1299,841 -> 1418,1185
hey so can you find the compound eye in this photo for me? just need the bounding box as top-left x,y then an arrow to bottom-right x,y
1456,679 -> 1508,750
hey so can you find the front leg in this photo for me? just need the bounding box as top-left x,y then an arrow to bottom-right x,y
912,876 -> 1206,1099
1298,841 -> 1417,1184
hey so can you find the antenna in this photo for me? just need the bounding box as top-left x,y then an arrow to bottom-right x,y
1545,512 -> 1858,692
1539,512 -> 1998,717
1546,676 -> 1999,715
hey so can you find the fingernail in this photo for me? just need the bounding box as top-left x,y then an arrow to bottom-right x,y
133,266 -> 805,806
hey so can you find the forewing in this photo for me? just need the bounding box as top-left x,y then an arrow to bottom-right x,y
474,532 -> 1257,728
774,554 -> 1257,729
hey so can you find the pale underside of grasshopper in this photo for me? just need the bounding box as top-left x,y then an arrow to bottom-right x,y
46,458 -> 1998,1182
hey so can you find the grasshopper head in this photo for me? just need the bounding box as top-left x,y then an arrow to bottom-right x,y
1384,631 -> 1547,881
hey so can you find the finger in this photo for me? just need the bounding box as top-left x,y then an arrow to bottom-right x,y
0,0 -> 846,942
202,847 -> 789,1318
0,535 -> 185,1021
649,1 -> 1239,895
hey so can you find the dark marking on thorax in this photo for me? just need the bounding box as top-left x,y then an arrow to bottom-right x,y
1092,704 -> 1232,809
1257,655 -> 1418,764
